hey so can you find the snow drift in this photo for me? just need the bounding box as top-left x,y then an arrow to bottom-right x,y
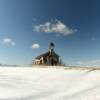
0,66 -> 100,100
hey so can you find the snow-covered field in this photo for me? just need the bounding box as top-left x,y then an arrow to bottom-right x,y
0,66 -> 100,100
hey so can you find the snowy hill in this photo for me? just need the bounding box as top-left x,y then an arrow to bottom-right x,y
0,66 -> 100,100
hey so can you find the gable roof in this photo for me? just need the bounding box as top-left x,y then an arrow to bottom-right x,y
35,51 -> 59,59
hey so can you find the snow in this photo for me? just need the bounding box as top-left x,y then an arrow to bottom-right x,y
0,66 -> 100,100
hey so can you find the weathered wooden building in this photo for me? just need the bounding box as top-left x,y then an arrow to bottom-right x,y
32,42 -> 61,66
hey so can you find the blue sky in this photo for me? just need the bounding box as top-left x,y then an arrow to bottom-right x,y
0,0 -> 100,67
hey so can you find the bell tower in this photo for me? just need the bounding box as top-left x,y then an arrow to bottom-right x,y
49,42 -> 55,52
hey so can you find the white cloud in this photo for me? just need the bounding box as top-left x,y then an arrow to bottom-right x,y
2,38 -> 16,46
31,43 -> 40,49
33,20 -> 77,36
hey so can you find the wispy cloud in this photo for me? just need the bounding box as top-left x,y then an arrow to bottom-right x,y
76,61 -> 83,65
91,37 -> 96,41
33,20 -> 77,36
91,59 -> 100,64
75,59 -> 100,67
31,43 -> 40,49
2,38 -> 16,46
